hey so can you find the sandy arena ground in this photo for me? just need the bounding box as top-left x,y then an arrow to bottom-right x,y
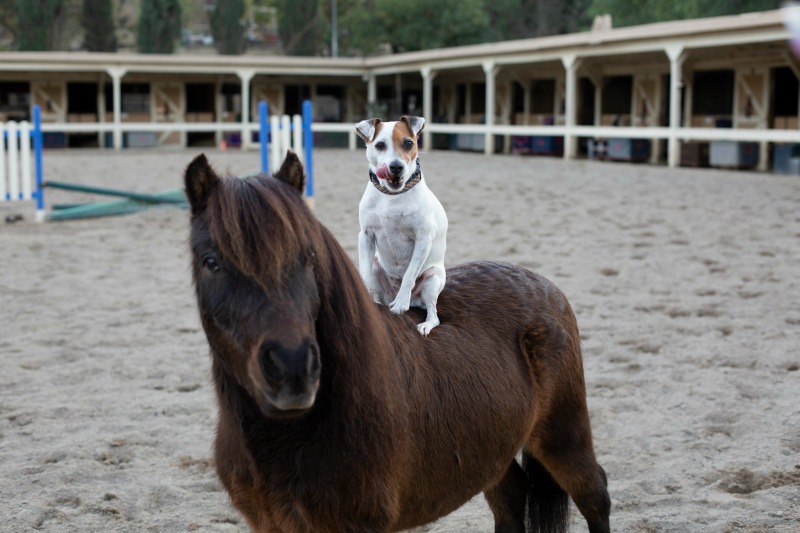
1,147 -> 799,532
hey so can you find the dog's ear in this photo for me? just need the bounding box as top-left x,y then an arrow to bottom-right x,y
184,153 -> 219,215
355,118 -> 381,143
274,150 -> 306,195
400,116 -> 425,137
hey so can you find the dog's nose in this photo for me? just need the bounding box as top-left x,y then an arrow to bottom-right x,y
389,161 -> 404,175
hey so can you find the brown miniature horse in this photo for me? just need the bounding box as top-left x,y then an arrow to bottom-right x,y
184,151 -> 609,533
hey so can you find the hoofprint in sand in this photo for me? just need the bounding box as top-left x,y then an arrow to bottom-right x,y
1,148 -> 798,532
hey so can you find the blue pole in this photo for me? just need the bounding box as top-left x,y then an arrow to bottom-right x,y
302,99 -> 314,199
258,101 -> 268,174
33,105 -> 44,216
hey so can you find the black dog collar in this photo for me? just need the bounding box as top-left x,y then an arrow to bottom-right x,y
369,158 -> 422,195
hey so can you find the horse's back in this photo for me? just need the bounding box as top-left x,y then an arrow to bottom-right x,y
428,261 -> 579,355
383,261 -> 580,529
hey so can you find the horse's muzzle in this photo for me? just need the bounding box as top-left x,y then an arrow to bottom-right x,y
255,337 -> 321,415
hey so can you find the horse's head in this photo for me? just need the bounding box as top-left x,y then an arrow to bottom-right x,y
185,151 -> 322,418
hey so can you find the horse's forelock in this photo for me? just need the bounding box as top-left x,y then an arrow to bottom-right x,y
207,175 -> 312,289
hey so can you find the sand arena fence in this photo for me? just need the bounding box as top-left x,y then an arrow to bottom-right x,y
0,105 -> 44,222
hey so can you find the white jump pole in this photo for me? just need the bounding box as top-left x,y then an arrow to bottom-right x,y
20,121 -> 32,200
292,114 -> 304,163
7,121 -> 19,201
280,114 -> 291,162
269,115 -> 281,173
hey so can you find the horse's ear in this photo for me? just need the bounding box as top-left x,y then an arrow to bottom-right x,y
400,116 -> 425,137
355,118 -> 381,143
184,153 -> 219,215
274,150 -> 305,195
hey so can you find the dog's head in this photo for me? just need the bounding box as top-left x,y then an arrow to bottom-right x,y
355,116 -> 425,191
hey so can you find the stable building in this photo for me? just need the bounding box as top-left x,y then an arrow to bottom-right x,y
0,8 -> 798,172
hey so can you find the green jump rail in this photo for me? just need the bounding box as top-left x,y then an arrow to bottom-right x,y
43,181 -> 187,221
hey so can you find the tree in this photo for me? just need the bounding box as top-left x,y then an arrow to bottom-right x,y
699,0 -> 783,18
535,0 -> 593,36
0,0 -> 18,47
341,0 -> 490,55
335,0 -> 594,56
483,0 -> 592,40
15,0 -> 65,51
587,0 -> 782,28
137,0 -> 182,54
82,0 -> 117,52
276,0 -> 325,56
210,0 -> 246,55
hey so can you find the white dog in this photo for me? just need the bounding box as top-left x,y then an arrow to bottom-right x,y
355,116 -> 448,336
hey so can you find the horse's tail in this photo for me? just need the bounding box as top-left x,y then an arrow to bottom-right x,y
521,451 -> 570,533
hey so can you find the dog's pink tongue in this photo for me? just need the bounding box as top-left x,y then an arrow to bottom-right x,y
376,164 -> 391,181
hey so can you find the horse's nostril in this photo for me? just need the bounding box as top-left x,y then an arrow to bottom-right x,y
259,346 -> 286,385
307,341 -> 321,381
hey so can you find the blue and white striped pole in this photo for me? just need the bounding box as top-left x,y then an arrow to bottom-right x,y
258,101 -> 269,174
33,105 -> 45,222
302,100 -> 314,203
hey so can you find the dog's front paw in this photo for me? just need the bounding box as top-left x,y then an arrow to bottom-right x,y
362,279 -> 383,304
389,297 -> 410,315
417,319 -> 440,336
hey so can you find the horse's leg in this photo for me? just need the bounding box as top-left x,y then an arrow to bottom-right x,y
522,321 -> 611,533
525,443 -> 609,533
483,460 -> 527,533
524,417 -> 610,533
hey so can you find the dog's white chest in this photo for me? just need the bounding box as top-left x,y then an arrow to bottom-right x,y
362,195 -> 428,271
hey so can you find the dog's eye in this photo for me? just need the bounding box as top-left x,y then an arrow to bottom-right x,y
203,255 -> 221,273
403,139 -> 414,150
375,141 -> 386,151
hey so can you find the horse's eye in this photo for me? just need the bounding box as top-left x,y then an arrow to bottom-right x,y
403,139 -> 414,150
203,255 -> 221,273
375,141 -> 386,151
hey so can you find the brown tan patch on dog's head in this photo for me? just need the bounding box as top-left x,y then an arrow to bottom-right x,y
393,116 -> 425,163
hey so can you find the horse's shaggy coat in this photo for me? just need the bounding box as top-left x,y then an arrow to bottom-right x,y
185,151 -> 610,533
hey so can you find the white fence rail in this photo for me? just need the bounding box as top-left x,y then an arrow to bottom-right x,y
36,119 -> 800,164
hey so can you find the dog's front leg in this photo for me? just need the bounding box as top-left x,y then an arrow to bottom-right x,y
389,233 -> 433,315
358,228 -> 382,303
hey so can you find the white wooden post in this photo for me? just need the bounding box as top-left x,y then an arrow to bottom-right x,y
561,54 -> 579,160
482,61 -> 497,155
107,67 -> 127,151
666,45 -> 686,168
238,69 -> 255,149
421,66 -> 436,151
